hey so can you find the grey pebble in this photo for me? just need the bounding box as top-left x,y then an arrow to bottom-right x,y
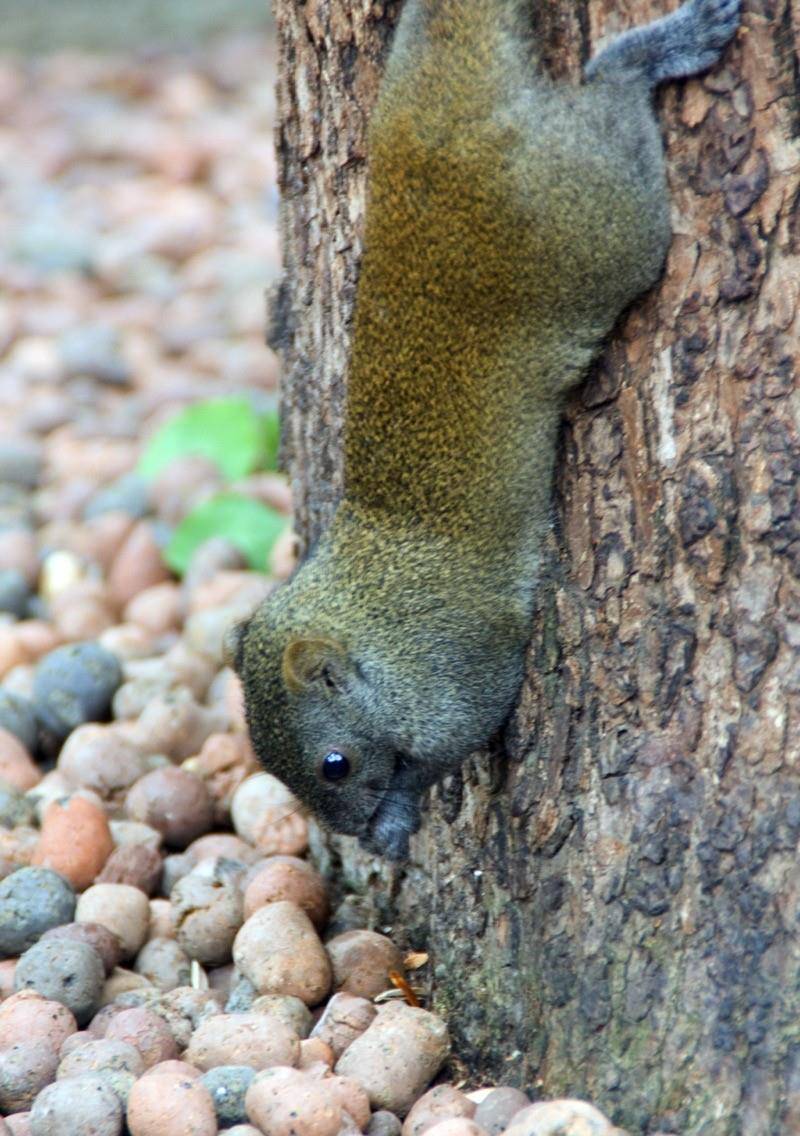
0,780 -> 36,828
33,640 -> 123,740
201,1064 -> 255,1126
30,1074 -> 123,1136
0,1040 -> 59,1113
225,972 -> 257,1013
0,689 -> 38,752
84,472 -> 150,521
474,1088 -> 532,1136
0,441 -> 43,490
0,866 -> 76,957
0,569 -> 32,617
59,324 -> 131,387
367,1112 -> 403,1136
15,937 -> 105,1025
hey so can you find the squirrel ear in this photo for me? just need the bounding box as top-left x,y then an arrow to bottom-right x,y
282,637 -> 349,694
223,617 -> 250,673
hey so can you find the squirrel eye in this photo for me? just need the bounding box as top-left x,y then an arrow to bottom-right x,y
321,751 -> 351,782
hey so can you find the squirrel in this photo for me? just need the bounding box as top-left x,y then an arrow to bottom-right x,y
233,0 -> 741,860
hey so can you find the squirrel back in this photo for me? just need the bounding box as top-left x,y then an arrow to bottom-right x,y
235,0 -> 741,860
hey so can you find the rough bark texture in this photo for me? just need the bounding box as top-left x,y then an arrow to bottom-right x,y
271,2 -> 800,1132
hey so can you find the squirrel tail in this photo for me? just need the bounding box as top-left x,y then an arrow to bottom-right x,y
585,0 -> 740,88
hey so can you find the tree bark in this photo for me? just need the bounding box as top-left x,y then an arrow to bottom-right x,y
271,2 -> 800,1132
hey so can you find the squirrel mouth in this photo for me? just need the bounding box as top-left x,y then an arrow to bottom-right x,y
361,758 -> 421,861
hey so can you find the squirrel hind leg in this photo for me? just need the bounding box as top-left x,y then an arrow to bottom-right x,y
585,0 -> 740,88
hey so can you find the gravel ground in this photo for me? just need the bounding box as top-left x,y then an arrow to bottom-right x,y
0,29 -> 627,1136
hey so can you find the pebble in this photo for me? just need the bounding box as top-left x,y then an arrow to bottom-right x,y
96,843 -> 162,894
422,1122 -> 486,1136
336,1003 -> 451,1116
41,923 -> 123,976
0,1042 -> 59,1113
503,1101 -> 618,1136
130,688 -> 226,761
0,867 -> 76,957
156,986 -> 224,1051
126,1069 -> 217,1136
14,938 -> 105,1026
0,783 -> 36,829
57,724 -> 148,800
0,571 -> 31,618
0,992 -> 77,1051
171,861 -> 244,965
123,582 -> 184,635
189,731 -> 259,825
251,994 -> 313,1039
0,729 -> 41,792
30,1075 -> 123,1136
107,521 -> 172,610
370,1113 -> 404,1136
233,901 -> 332,1006
33,641 -> 123,740
244,1066 -> 369,1136
312,993 -> 377,1059
200,1064 -> 255,1126
76,883 -> 151,960
32,795 -> 114,890
184,1012 -> 300,1071
474,1088 -> 531,1135
56,1038 -> 144,1080
403,1086 -> 477,1136
133,938 -> 191,992
0,690 -> 38,752
231,772 -> 309,855
327,929 -> 406,1000
125,766 -> 214,848
0,529 -> 38,589
243,855 -> 329,928
103,1008 -> 178,1069
0,443 -> 42,491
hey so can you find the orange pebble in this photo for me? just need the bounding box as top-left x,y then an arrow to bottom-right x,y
33,796 -> 114,890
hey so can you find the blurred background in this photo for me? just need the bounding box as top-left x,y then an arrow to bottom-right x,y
0,0 -> 293,626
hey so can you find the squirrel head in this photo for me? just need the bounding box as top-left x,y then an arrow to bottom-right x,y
230,579 -> 429,861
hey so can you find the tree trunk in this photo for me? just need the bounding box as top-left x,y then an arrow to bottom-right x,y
271,2 -> 800,1132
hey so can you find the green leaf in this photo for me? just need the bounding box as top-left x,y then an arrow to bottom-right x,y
138,397 -> 278,482
165,493 -> 288,575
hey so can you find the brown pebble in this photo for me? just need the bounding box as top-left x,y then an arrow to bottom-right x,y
298,1037 -> 334,1069
231,773 -> 308,855
0,992 -> 76,1050
104,1007 -> 178,1069
41,923 -> 123,976
311,992 -> 377,1059
96,842 -> 163,895
327,929 -> 405,1000
0,529 -> 38,587
335,1003 -> 450,1116
233,901 -> 332,1006
76,883 -> 151,960
403,1086 -> 477,1136
57,724 -> 148,800
139,1060 -> 202,1080
0,730 -> 40,792
123,582 -> 184,635
14,622 -> 61,664
184,1012 -> 300,1071
130,689 -> 226,762
0,960 -> 17,1000
107,521 -> 172,609
186,831 -> 259,866
171,863 -> 244,966
125,766 -> 214,848
32,795 -> 114,890
127,1069 -> 217,1136
189,732 -> 259,824
245,1066 -> 368,1136
148,898 -> 175,940
244,856 -> 329,929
